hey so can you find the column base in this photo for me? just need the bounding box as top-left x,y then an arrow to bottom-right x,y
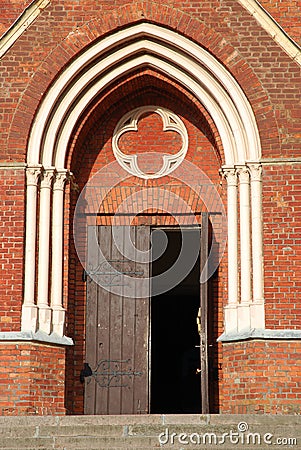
21,304 -> 38,332
250,300 -> 265,329
52,307 -> 65,337
38,306 -> 52,334
224,304 -> 238,334
237,303 -> 251,332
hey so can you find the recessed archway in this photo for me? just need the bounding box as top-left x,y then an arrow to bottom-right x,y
22,22 -> 264,341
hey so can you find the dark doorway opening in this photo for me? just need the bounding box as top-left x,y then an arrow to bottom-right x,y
150,228 -> 201,413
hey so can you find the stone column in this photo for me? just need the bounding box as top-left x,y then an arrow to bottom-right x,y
222,167 -> 239,334
249,163 -> 265,329
21,166 -> 42,332
37,167 -> 55,334
237,165 -> 251,331
51,170 -> 69,336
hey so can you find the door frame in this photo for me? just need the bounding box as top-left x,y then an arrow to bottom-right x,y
84,216 -> 210,414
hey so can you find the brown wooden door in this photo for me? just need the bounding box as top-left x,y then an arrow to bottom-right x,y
85,225 -> 150,414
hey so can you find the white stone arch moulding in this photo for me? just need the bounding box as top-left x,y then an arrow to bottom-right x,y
22,22 -> 264,338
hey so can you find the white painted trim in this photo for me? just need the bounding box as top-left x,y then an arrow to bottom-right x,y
51,170 -> 69,337
0,0 -> 50,59
222,168 -> 239,306
260,157 -> 301,165
21,166 -> 42,333
249,163 -> 265,330
238,0 -> 301,66
238,166 -> 252,305
0,162 -> 26,169
112,106 -> 188,179
237,166 -> 252,331
223,166 -> 239,335
37,168 -> 54,334
222,163 -> 265,334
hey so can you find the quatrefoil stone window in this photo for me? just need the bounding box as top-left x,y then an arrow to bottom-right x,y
112,106 -> 189,179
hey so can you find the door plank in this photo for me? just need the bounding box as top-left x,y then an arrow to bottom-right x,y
108,225 -> 124,414
85,225 -> 99,414
95,225 -> 111,414
120,225 -> 136,413
133,226 -> 150,414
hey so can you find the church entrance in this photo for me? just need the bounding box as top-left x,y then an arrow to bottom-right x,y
84,215 -> 209,414
150,227 -> 201,413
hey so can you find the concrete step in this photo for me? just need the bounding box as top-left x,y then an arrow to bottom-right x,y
0,415 -> 299,449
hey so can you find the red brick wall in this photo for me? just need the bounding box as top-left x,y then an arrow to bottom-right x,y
221,340 -> 301,414
263,165 -> 301,329
0,342 -> 66,415
0,0 -> 32,36
2,1 -> 299,47
259,0 -> 301,45
0,169 -> 25,332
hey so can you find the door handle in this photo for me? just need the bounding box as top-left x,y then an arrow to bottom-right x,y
196,307 -> 202,335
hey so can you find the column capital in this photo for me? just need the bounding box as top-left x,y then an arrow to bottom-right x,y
26,165 -> 42,186
236,165 -> 250,184
53,169 -> 71,191
220,166 -> 237,186
248,163 -> 262,182
40,167 -> 55,189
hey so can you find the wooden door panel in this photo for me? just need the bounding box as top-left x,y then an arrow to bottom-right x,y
133,226 -> 150,414
85,225 -> 101,414
85,225 -> 150,415
108,226 -> 124,414
95,226 -> 111,414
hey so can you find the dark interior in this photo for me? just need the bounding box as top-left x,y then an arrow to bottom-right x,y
150,228 -> 201,413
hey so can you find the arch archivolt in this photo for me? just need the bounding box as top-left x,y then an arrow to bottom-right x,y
22,22 -> 265,338
28,23 -> 260,166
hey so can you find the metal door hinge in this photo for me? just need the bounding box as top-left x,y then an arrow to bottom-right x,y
80,362 -> 92,383
80,359 -> 143,387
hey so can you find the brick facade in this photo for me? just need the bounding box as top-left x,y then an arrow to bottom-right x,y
0,343 -> 66,415
0,169 -> 25,332
263,165 -> 301,330
0,0 -> 300,415
222,341 -> 301,414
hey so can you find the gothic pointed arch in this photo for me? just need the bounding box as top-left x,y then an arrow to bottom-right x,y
22,22 -> 264,337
